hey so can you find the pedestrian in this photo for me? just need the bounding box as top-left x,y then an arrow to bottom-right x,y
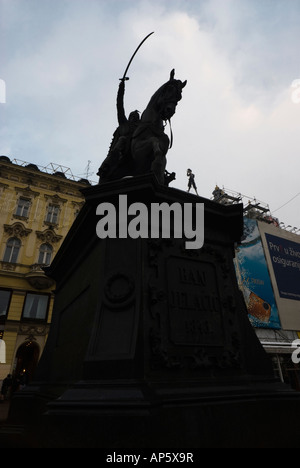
18,371 -> 27,390
0,373 -> 12,401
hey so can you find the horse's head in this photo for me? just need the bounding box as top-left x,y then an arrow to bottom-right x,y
147,69 -> 187,121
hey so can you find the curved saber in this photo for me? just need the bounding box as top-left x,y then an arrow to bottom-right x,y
121,32 -> 154,80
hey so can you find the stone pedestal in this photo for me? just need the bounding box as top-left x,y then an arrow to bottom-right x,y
5,174 -> 300,448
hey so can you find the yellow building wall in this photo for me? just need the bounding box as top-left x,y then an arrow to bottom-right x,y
0,159 -> 87,381
7,292 -> 24,322
3,331 -> 18,368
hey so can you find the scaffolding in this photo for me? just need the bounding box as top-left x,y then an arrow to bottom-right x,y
212,186 -> 270,216
211,185 -> 300,232
9,159 -> 95,183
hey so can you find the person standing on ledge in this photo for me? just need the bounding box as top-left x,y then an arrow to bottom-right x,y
187,168 -> 198,195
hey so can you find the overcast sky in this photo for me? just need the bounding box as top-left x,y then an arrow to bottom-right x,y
0,0 -> 300,228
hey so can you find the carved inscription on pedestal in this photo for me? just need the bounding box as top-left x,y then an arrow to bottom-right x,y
167,257 -> 223,347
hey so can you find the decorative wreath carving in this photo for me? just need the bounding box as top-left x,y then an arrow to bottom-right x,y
104,271 -> 135,308
36,229 -> 62,243
4,222 -> 32,238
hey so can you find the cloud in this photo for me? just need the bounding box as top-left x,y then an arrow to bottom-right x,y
0,0 -> 300,227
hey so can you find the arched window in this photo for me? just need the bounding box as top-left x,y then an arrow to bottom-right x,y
37,243 -> 53,265
15,341 -> 40,383
3,237 -> 21,263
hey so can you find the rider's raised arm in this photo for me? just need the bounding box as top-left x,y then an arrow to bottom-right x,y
117,79 -> 127,125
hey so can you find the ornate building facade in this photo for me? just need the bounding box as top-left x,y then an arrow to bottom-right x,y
0,156 -> 89,382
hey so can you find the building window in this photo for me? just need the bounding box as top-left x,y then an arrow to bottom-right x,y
15,197 -> 31,218
0,289 -> 12,320
3,237 -> 21,263
38,243 -> 53,265
22,293 -> 49,320
45,204 -> 59,224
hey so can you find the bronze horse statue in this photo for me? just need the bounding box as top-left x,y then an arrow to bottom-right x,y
98,69 -> 186,185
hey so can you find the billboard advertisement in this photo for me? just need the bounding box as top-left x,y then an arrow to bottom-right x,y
235,217 -> 281,329
258,222 -> 300,331
264,233 -> 300,301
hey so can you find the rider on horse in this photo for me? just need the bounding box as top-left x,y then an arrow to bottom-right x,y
97,78 -> 139,181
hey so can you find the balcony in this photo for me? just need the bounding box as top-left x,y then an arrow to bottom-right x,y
25,264 -> 55,290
